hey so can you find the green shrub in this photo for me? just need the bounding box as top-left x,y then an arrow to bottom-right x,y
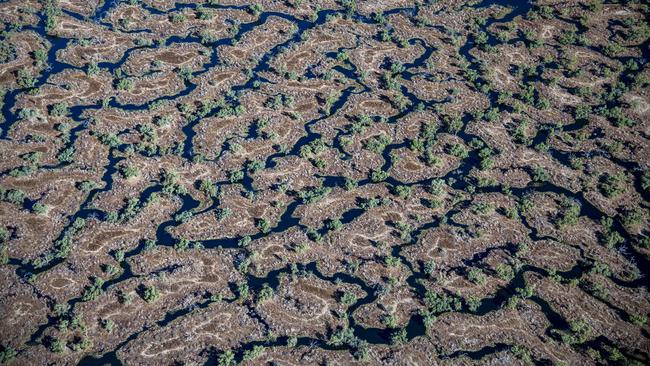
142,285 -> 160,303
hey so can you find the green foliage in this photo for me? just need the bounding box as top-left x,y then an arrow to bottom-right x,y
216,207 -> 232,221
327,218 -> 343,232
178,66 -> 193,81
369,168 -> 389,182
0,42 -> 16,64
467,268 -> 486,285
248,4 -> 264,17
256,218 -> 271,233
0,188 -> 26,206
120,165 -> 139,179
392,184 -> 412,199
8,165 -> 33,178
50,102 -> 69,117
1,3 -> 647,360
466,295 -> 481,312
22,151 -> 42,164
298,186 -> 332,204
86,62 -> 100,76
238,235 -> 252,248
286,336 -> 298,347
382,314 -> 398,328
364,134 -> 392,154
174,238 -> 190,251
199,179 -> 218,198
246,159 -> 264,174
174,210 -> 193,223
424,290 -> 461,313
266,94 -> 294,110
0,346 -> 17,363
384,255 -> 401,267
256,284 -> 274,303
531,166 -> 549,182
237,282 -> 250,300
621,208 -> 643,230
32,202 -> 47,214
0,245 -> 8,265
555,320 -> 592,345
116,78 -> 134,91
81,277 -> 105,302
57,146 -> 75,163
603,42 -> 624,57
340,291 -> 357,306
161,170 -> 188,196
510,345 -> 533,364
629,313 -> 647,326
390,328 -> 407,345
169,12 -> 187,23
444,115 -> 463,134
513,119 -> 530,145
349,114 -> 373,134
429,179 -> 446,196
142,285 -> 160,303
555,199 -> 581,228
495,263 -> 514,281
242,345 -> 265,361
394,220 -> 413,242
228,169 -> 244,183
449,143 -> 468,159
217,350 -> 236,366
327,326 -> 356,347
50,338 -> 65,353
472,202 -> 493,215
16,69 -> 37,89
599,172 -> 626,198
344,177 -> 358,191
97,132 -> 122,147
112,248 -> 125,262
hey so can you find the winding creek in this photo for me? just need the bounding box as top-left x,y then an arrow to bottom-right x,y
1,0 -> 648,364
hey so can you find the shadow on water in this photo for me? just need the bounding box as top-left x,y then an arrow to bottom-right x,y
3,1 -> 646,364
